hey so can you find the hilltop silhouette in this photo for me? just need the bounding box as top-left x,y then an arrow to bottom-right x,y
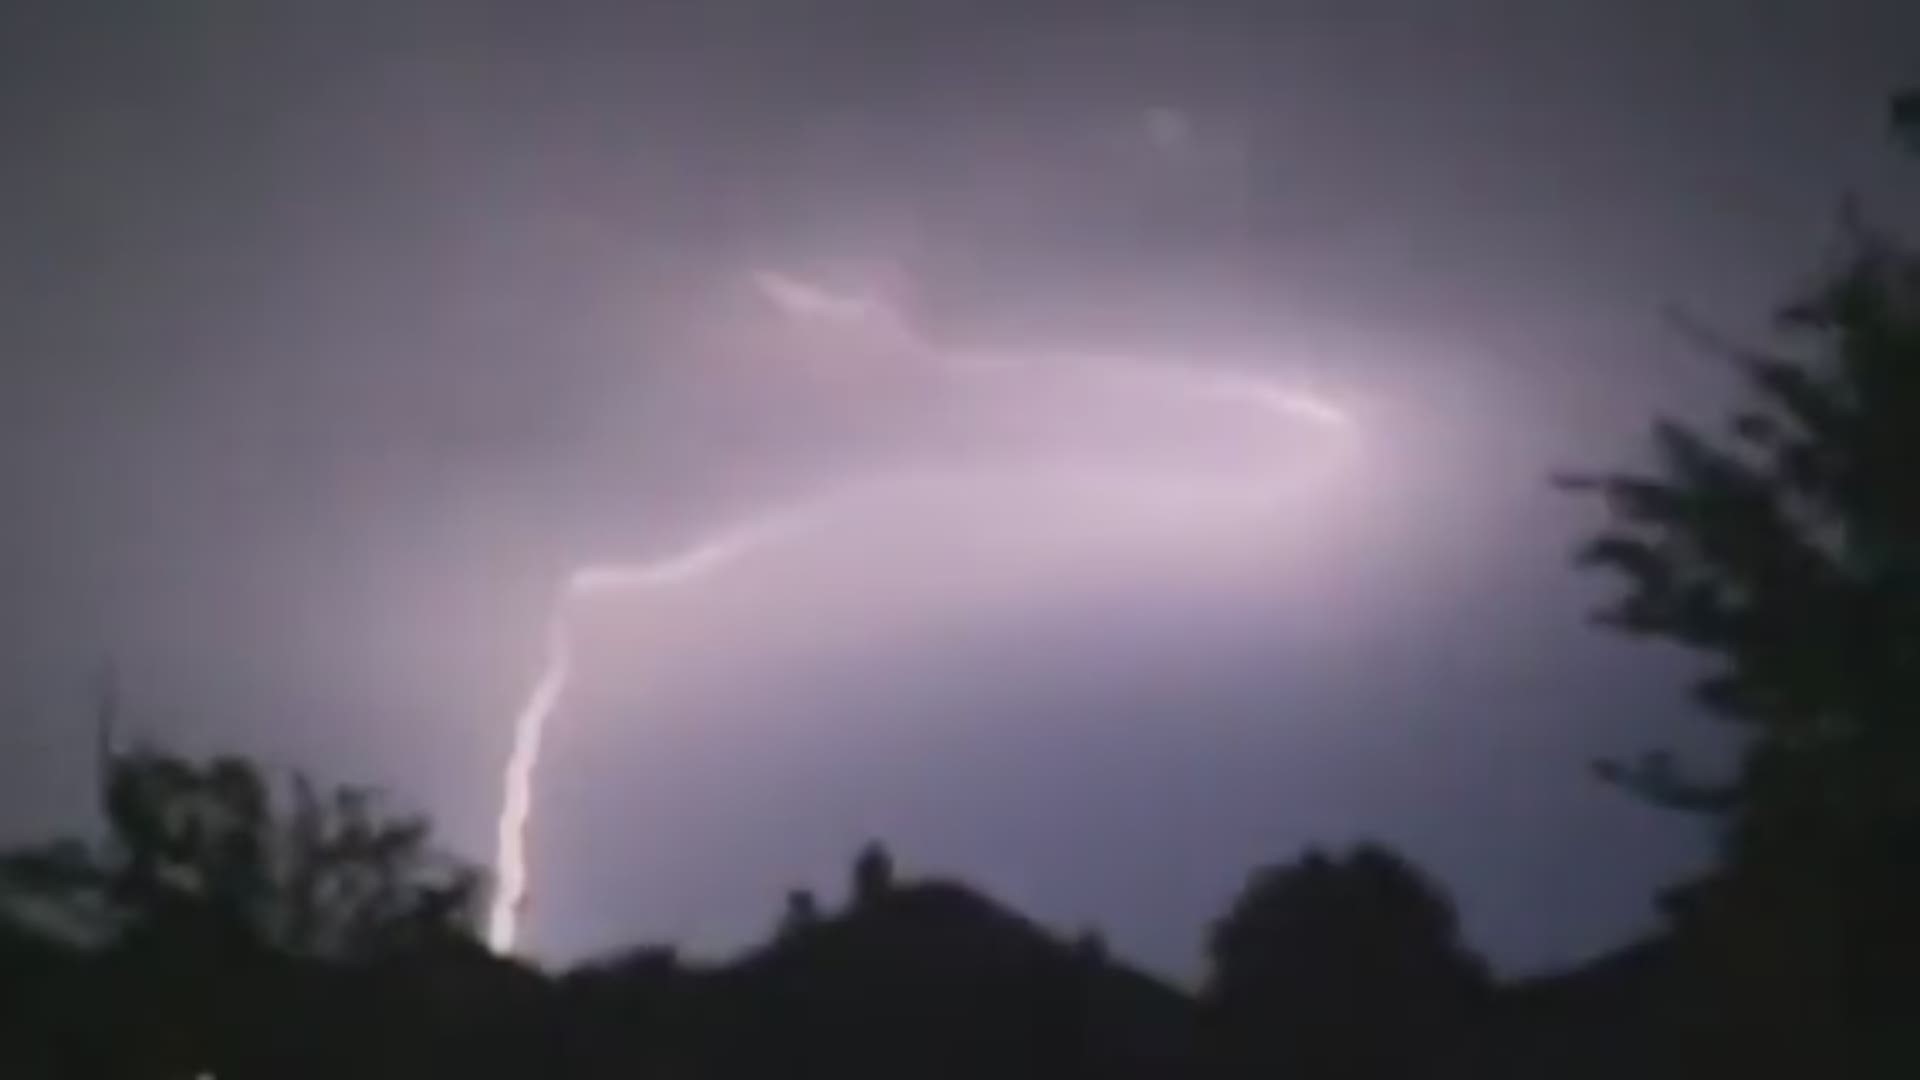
0,759 -> 1669,1078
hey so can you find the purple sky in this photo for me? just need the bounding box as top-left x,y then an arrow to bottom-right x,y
2,1 -> 1916,978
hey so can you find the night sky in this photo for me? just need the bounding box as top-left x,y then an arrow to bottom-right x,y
3,1 -> 1917,978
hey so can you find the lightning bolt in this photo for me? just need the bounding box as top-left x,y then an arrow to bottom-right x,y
486,268 -> 1357,956
487,513 -> 809,953
748,267 -> 1352,432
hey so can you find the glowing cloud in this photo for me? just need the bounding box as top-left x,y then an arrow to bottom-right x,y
751,269 -> 876,327
486,266 -> 1359,955
750,269 -> 921,354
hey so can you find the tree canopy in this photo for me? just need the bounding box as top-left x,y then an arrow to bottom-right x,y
1562,93 -> 1919,1076
1203,844 -> 1490,1078
0,737 -> 479,961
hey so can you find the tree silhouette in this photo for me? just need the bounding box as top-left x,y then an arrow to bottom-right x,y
1562,93 -> 1919,1076
780,887 -> 821,937
1201,844 -> 1490,1078
1,741 -> 478,960
1892,87 -> 1919,149
0,733 -> 485,1077
852,840 -> 895,907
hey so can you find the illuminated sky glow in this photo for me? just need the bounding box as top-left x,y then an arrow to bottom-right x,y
7,3 -> 1910,978
487,270 -> 1356,953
